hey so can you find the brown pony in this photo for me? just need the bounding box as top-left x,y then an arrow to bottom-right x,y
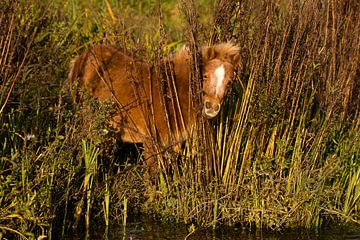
69,43 -> 240,173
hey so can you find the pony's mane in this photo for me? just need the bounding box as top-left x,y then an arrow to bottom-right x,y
205,42 -> 240,61
171,45 -> 190,62
171,42 -> 240,63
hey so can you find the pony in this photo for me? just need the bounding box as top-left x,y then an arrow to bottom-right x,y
69,43 -> 240,174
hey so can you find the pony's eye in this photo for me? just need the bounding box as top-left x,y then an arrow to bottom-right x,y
203,74 -> 208,79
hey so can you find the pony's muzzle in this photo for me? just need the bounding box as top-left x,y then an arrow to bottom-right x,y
203,101 -> 221,119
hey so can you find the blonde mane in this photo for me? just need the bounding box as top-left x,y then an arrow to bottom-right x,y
171,42 -> 240,65
206,42 -> 240,62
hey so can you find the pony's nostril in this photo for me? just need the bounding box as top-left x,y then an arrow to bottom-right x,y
214,104 -> 220,112
205,101 -> 211,109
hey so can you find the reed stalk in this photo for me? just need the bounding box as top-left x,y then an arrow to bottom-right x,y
122,196 -> 128,227
103,173 -> 110,227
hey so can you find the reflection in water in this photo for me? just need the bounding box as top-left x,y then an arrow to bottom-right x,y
65,217 -> 360,240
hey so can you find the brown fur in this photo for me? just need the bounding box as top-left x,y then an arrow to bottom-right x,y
69,43 -> 240,172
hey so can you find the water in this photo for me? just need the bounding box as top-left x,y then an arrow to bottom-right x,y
65,217 -> 360,240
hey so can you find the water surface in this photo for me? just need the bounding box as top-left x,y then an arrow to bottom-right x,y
65,217 -> 360,240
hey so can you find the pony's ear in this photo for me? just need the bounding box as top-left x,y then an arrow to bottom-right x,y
203,47 -> 216,62
229,52 -> 241,68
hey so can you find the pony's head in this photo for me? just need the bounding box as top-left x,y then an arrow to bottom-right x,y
201,43 -> 241,119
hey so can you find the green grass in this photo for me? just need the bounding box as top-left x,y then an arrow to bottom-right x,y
1,0 -> 360,239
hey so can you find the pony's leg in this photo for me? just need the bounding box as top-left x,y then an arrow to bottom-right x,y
143,143 -> 159,179
142,143 -> 160,200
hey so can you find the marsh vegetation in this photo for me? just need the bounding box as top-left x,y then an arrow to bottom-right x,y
0,0 -> 359,239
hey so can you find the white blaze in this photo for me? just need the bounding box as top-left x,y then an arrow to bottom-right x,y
215,65 -> 225,96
